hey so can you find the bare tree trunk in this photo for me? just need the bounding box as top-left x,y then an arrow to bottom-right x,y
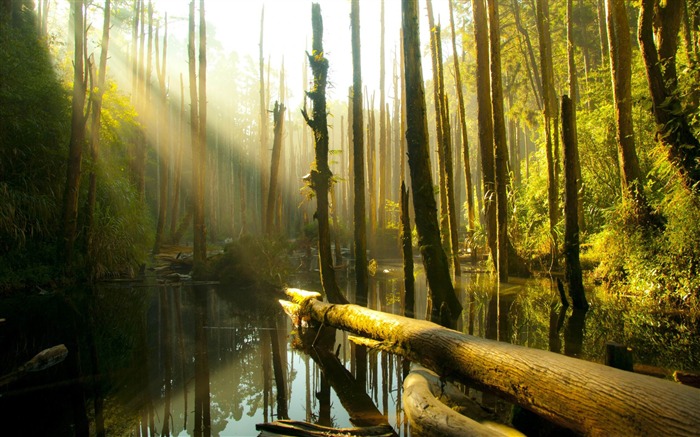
486,0 -> 509,283
86,0 -> 111,260
170,74 -> 185,242
607,0 -> 649,217
266,101 -> 285,235
259,7 -> 268,230
351,0 -> 369,305
472,0 -> 497,269
450,0 -> 476,264
302,3 -> 348,305
536,0 -> 559,266
61,0 -> 87,266
567,0 -> 585,233
597,0 -> 609,67
400,182 -> 415,319
401,0 -> 461,326
378,0 -> 387,231
153,14 -> 169,254
561,96 -> 588,310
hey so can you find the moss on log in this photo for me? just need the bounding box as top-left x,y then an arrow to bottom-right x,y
283,288 -> 700,436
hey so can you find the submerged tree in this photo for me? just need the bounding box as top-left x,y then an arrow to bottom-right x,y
302,3 -> 348,305
402,0 -> 462,326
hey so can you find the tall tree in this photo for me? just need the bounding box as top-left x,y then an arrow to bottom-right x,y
87,0 -> 111,258
426,0 -> 449,248
153,13 -> 169,254
195,0 -> 208,271
487,0 -> 509,282
378,0 -> 387,230
607,0 -> 649,217
302,3 -> 348,305
472,0 -> 497,269
258,6 -> 269,230
536,0 -> 559,266
61,0 -> 87,266
562,95 -> 588,310
567,0 -> 584,233
639,0 -> 700,196
351,0 -> 368,305
169,73 -> 185,242
266,100 -> 286,234
449,0 -> 476,263
402,0 -> 462,326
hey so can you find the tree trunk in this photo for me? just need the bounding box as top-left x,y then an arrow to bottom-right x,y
401,0 -> 461,325
486,0 -> 509,283
561,96 -> 588,310
259,6 -> 268,230
266,101 -> 285,235
86,0 -> 111,260
153,13 -> 168,254
472,0 -> 497,269
607,0 -> 649,216
378,0 -> 387,231
61,0 -> 87,267
400,182 -> 414,319
597,0 -> 609,67
283,290 -> 700,436
536,0 -> 559,266
567,0 -> 585,234
170,74 -> 185,242
426,0 -> 449,253
638,0 -> 700,196
302,3 -> 348,305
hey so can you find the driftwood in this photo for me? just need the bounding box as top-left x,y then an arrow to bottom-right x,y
282,288 -> 700,436
403,365 -> 521,437
256,420 -> 395,437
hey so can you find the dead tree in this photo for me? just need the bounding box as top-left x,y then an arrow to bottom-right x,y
301,3 -> 348,305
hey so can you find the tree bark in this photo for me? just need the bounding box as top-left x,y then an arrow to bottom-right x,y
561,96 -> 588,310
449,0 -> 476,263
283,290 -> 700,436
153,13 -> 168,254
87,0 -> 111,260
170,74 -> 185,242
302,3 -> 348,305
61,0 -> 87,267
400,182 -> 414,318
401,0 -> 462,325
567,0 -> 585,234
536,0 -> 559,266
607,0 -> 649,215
266,101 -> 285,235
472,0 -> 497,269
195,0 -> 207,270
378,0 -> 387,231
486,0 -> 509,283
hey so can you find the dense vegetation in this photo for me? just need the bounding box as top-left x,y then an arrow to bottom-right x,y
1,0 -> 699,319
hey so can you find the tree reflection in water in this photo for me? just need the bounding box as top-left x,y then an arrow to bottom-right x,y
0,267 -> 697,435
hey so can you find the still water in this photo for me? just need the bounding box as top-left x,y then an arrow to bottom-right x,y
1,261 -> 698,436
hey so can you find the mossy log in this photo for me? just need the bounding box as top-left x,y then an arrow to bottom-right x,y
282,288 -> 700,436
256,420 -> 395,437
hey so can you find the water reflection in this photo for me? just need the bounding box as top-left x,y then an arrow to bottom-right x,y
0,265 -> 698,435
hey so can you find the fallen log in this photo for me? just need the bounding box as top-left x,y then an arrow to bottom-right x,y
403,365 -> 521,437
282,288 -> 700,436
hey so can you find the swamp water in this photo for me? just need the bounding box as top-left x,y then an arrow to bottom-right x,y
1,260 -> 698,436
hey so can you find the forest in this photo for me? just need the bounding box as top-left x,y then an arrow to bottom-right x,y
1,0 -> 700,435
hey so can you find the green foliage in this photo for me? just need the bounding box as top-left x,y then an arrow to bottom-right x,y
211,235 -> 294,288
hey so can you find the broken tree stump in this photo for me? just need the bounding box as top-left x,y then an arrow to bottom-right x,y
281,288 -> 700,436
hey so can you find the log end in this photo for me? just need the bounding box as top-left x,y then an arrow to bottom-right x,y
285,287 -> 322,304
